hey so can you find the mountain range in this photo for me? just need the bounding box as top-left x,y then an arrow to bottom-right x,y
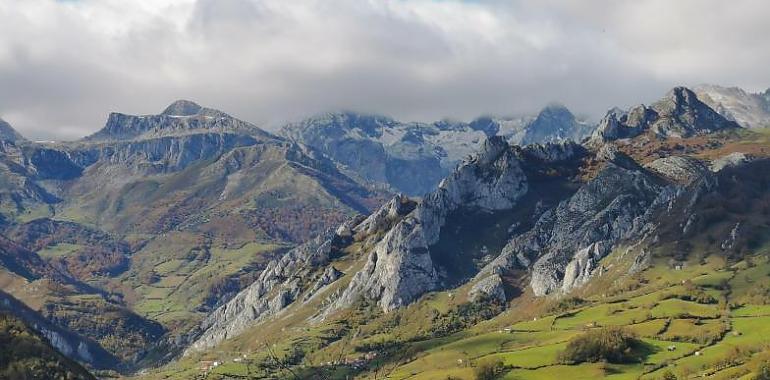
280,104 -> 592,195
0,97 -> 590,371
3,84 -> 770,379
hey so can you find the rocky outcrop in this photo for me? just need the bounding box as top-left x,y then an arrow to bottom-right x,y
710,152 -> 751,172
645,156 -> 709,185
353,194 -> 417,236
469,274 -> 506,303
185,226 -> 354,353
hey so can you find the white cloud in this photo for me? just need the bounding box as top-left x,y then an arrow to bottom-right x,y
0,0 -> 769,140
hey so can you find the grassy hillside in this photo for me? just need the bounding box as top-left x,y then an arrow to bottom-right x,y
133,249 -> 770,380
118,236 -> 290,330
0,236 -> 164,367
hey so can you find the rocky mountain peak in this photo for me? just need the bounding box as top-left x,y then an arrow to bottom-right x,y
84,101 -> 267,142
161,99 -> 202,116
591,86 -> 739,143
521,103 -> 592,145
649,86 -> 739,136
0,117 -> 26,143
475,135 -> 510,165
660,86 -> 699,105
537,103 -> 574,121
652,86 -> 707,119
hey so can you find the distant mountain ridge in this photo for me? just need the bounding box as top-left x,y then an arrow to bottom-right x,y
84,99 -> 272,142
694,84 -> 770,129
280,104 -> 593,195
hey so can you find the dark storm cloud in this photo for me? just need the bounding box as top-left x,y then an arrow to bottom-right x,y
1,0 -> 769,140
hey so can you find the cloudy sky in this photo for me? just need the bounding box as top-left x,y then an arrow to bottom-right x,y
1,0 -> 769,140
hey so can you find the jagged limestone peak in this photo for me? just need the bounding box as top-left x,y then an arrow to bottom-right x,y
590,86 -> 739,143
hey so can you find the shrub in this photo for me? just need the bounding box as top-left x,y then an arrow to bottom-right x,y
547,296 -> 587,313
661,370 -> 678,380
474,359 -> 504,380
558,327 -> 640,364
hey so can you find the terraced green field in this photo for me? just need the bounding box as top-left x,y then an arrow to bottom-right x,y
135,253 -> 770,380
124,238 -> 288,326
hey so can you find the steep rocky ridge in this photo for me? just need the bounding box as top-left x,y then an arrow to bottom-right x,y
184,87 -> 767,359
187,138 -> 588,351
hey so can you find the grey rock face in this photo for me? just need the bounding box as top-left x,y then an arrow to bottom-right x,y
327,138 -> 587,313
645,156 -> 709,185
186,228 -> 345,353
304,266 -> 343,303
281,112 -> 486,195
353,194 -> 416,236
333,216 -> 439,312
482,158 -> 675,296
81,132 -> 260,174
469,274 -> 506,303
